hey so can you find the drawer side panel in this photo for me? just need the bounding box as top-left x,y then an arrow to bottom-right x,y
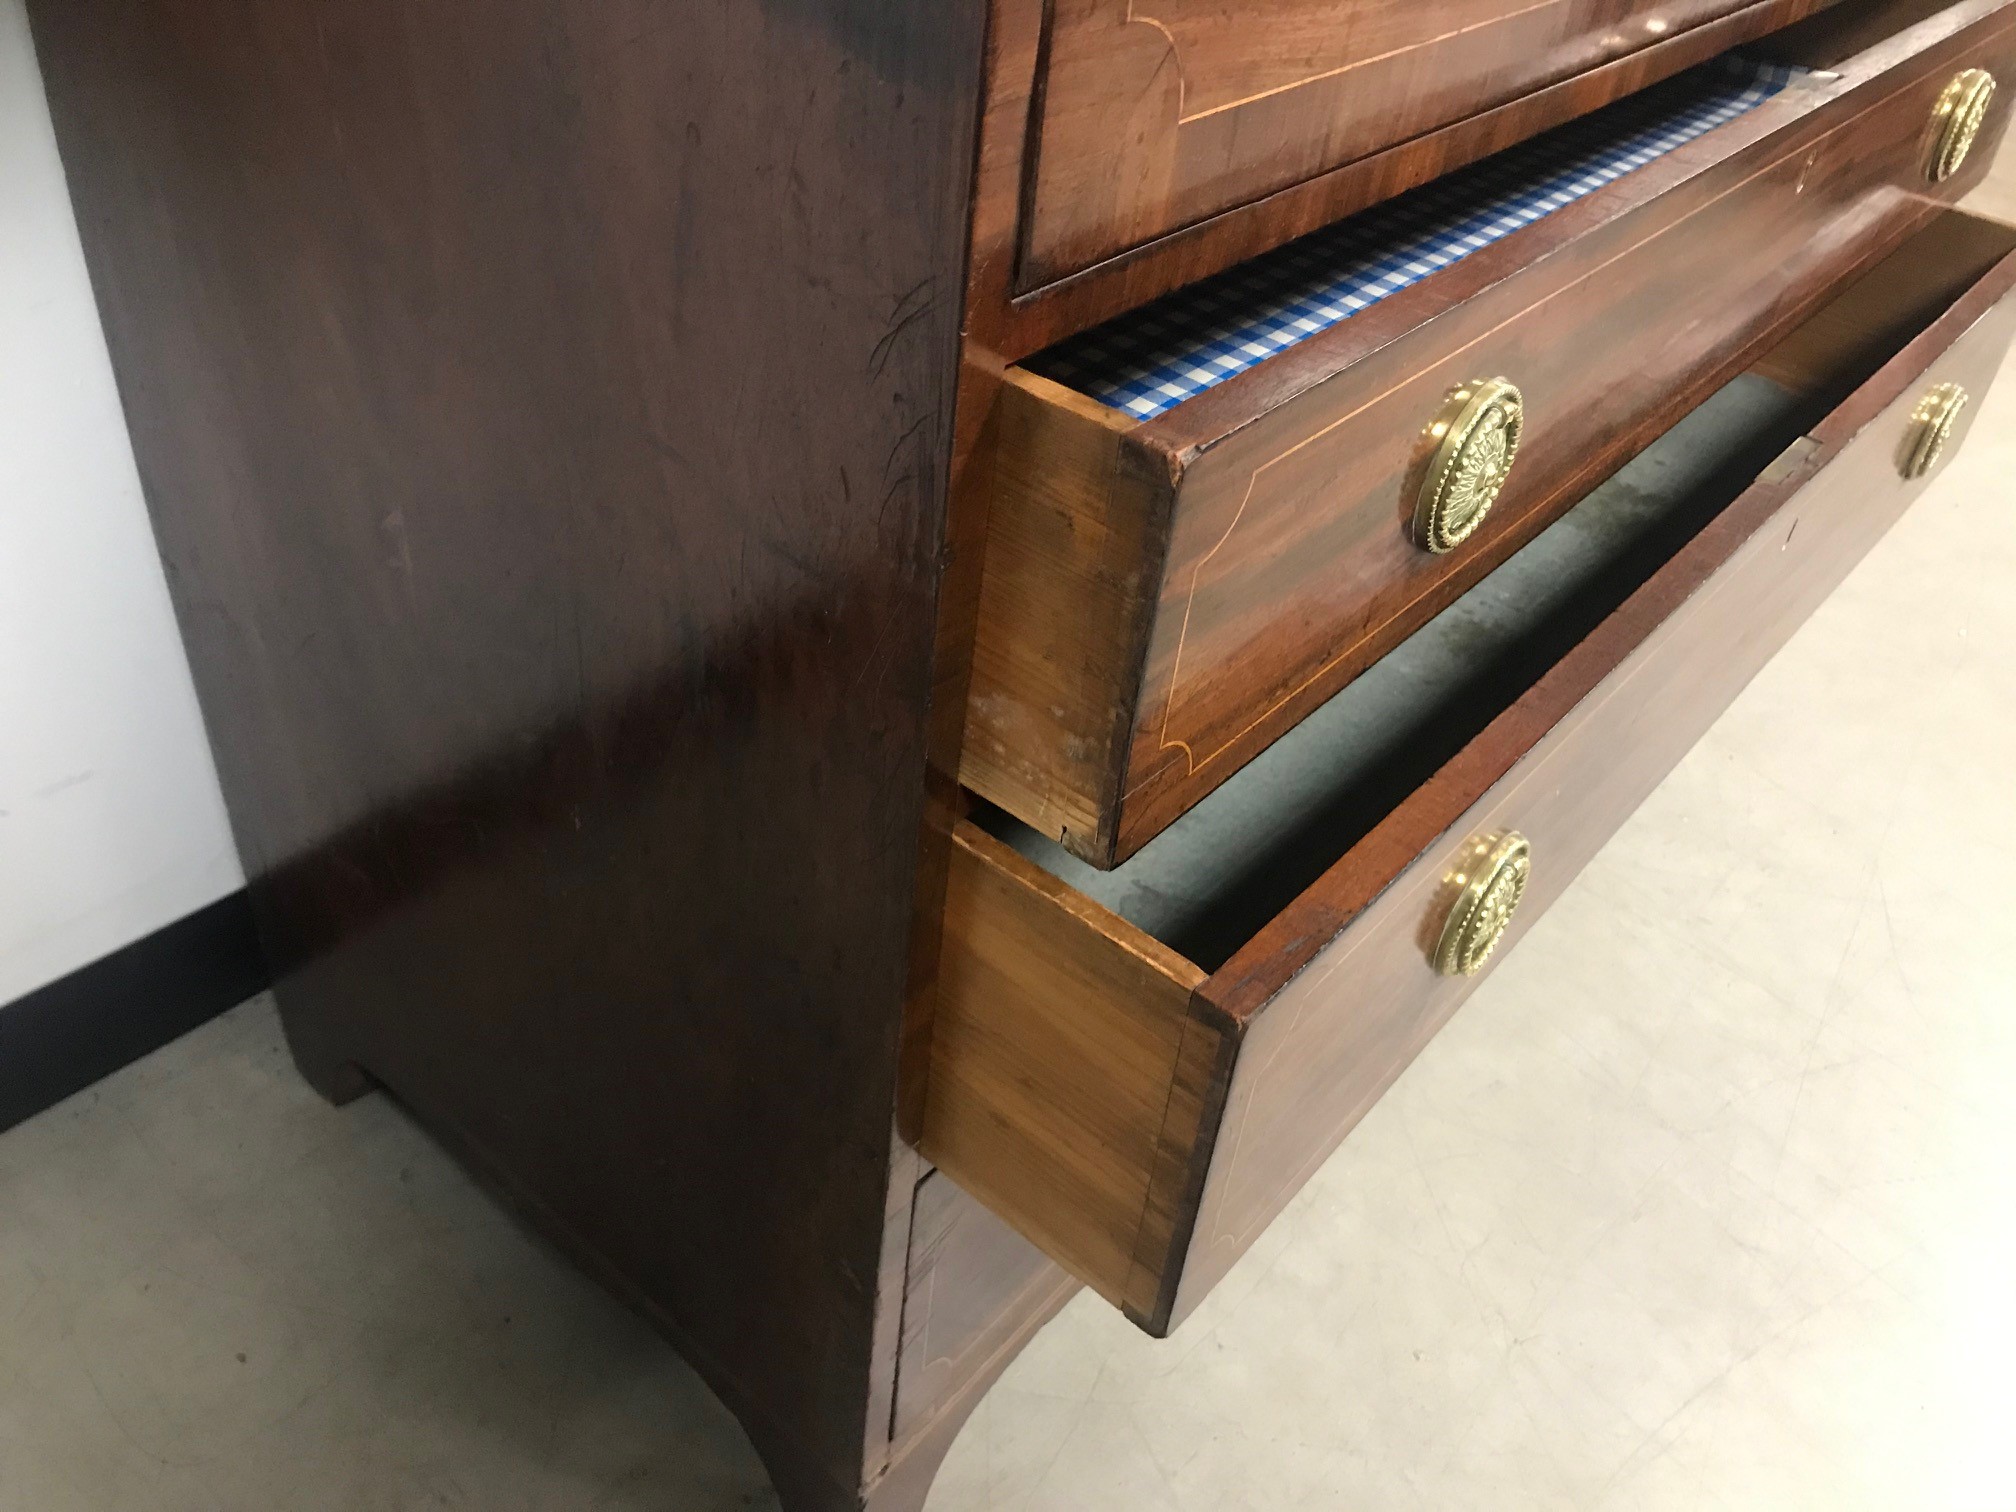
963,374 -> 1172,862
924,826 -> 1216,1305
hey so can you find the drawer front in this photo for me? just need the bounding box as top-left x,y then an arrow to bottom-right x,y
1021,0 -> 1828,282
930,230 -> 2016,1336
968,0 -> 2016,868
1167,246 -> 2016,1327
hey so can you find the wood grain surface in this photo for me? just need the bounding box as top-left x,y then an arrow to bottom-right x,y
969,0 -> 1842,348
930,213 -> 2016,1337
965,0 -> 2016,867
925,825 -> 1222,1316
1025,0 -> 1796,281
1169,215 -> 2016,1331
958,373 -> 1174,859
26,3 -> 989,1509
893,1174 -> 1077,1442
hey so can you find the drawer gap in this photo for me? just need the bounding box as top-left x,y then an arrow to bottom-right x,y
981,209 -> 2016,972
932,207 -> 2016,1334
964,0 -> 2016,871
1026,55 -> 1811,424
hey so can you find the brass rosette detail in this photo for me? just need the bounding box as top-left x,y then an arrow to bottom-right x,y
1900,381 -> 1969,480
1413,378 -> 1524,554
1927,68 -> 1996,183
1432,832 -> 1533,978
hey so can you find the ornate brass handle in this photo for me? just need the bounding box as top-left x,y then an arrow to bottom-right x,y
1413,378 -> 1524,554
1927,68 -> 1996,183
1900,381 -> 1969,479
1432,831 -> 1532,978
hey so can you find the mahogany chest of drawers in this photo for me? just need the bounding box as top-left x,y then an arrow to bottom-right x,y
30,0 -> 2013,1506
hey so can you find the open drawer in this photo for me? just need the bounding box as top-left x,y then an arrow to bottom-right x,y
965,0 -> 2016,869
925,211 -> 2016,1336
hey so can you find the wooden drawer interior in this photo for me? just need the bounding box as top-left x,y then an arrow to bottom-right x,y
926,210 -> 2016,1334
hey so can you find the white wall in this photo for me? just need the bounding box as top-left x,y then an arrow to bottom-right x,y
0,0 -> 243,1005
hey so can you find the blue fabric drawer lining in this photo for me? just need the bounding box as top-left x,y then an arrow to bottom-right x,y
1025,56 -> 1807,422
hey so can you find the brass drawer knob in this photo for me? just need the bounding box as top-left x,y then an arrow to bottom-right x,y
1414,378 -> 1524,554
1901,381 -> 1969,479
1433,831 -> 1532,977
1927,68 -> 1996,183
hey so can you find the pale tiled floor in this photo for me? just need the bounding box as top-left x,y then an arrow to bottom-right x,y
7,259 -> 2016,1512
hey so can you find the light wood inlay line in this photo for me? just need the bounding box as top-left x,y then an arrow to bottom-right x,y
1124,5 -> 1191,120
1134,36 -> 1987,787
1142,0 -> 1600,126
1199,414 -> 1834,1263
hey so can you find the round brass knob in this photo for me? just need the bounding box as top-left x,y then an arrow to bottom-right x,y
1413,378 -> 1524,554
1900,381 -> 1969,479
1927,68 -> 1996,183
1433,832 -> 1532,978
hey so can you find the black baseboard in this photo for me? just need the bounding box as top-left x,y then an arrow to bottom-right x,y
0,892 -> 269,1134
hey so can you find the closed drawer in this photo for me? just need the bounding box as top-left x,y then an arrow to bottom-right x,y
1022,0 -> 1835,282
926,212 -> 2016,1336
966,0 -> 2015,869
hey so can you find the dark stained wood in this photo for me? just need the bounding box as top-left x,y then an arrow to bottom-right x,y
965,0 -> 2016,867
1169,216 -> 2016,1329
26,3 -> 987,1510
1752,0 -> 1983,57
39,0 -> 2016,1506
1750,201 -> 2016,386
969,0 -> 1842,357
925,213 -> 2016,1337
892,1173 -> 1077,1441
1023,0 -> 1829,283
868,1179 -> 1076,1510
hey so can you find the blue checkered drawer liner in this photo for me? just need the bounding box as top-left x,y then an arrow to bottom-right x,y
1028,56 -> 1807,422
